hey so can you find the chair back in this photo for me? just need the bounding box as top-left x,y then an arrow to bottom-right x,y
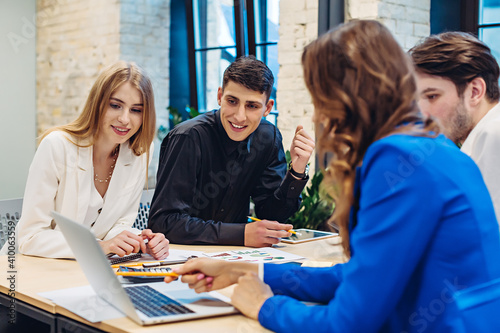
0,198 -> 23,250
132,189 -> 154,231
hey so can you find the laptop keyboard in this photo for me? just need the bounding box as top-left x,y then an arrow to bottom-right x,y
125,285 -> 194,317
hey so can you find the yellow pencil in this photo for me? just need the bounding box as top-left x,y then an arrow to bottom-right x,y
247,216 -> 297,234
111,261 -> 161,268
115,271 -> 179,277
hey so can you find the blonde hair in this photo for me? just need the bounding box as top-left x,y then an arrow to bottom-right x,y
302,20 -> 439,257
42,61 -> 156,157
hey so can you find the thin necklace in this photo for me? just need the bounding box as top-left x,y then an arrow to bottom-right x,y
94,146 -> 119,183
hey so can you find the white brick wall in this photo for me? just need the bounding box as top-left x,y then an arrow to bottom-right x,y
36,0 -> 170,137
277,0 -> 318,170
119,0 -> 170,139
347,0 -> 430,50
119,0 -> 170,186
36,0 -> 121,135
276,0 -> 431,173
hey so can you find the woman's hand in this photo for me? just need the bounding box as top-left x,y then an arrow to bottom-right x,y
164,258 -> 258,293
99,230 -> 147,256
141,229 -> 170,260
231,272 -> 274,320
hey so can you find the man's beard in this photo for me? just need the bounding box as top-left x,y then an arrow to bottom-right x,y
447,98 -> 474,145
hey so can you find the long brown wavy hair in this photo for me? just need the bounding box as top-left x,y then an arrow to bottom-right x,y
41,61 -> 156,157
302,20 -> 439,257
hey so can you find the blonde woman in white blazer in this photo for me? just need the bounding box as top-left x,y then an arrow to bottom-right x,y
4,61 -> 169,259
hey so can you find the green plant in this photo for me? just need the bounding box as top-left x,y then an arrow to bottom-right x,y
158,106 -> 200,141
168,105 -> 200,128
285,151 -> 335,230
168,106 -> 183,128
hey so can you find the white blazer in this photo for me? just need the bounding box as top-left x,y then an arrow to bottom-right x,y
6,131 -> 152,258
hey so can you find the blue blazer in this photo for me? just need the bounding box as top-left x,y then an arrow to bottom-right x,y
259,134 -> 500,333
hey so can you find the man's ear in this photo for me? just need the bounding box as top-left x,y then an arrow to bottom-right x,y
217,87 -> 223,106
468,77 -> 487,106
263,99 -> 274,117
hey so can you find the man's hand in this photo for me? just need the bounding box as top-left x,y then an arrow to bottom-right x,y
244,220 -> 293,247
141,229 -> 170,260
289,125 -> 315,176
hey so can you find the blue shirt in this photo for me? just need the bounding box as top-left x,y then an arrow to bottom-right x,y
259,134 -> 500,332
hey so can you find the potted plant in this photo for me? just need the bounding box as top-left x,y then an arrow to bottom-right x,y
285,151 -> 336,231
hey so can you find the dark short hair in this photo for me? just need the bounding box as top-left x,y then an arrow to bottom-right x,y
222,55 -> 274,101
409,32 -> 500,102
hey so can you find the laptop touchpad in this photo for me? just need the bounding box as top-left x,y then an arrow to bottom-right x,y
168,289 -> 233,308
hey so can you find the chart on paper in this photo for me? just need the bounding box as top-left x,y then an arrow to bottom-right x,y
203,247 -> 304,264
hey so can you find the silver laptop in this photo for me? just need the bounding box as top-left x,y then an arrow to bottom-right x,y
51,211 -> 237,325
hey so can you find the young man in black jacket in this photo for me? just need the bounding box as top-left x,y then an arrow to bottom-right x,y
149,56 -> 315,247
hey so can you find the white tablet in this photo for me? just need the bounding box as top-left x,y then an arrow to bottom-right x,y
281,228 -> 338,244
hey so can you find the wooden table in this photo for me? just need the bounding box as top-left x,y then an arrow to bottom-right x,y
0,238 -> 345,333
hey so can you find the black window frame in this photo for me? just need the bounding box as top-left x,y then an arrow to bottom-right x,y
318,0 -> 344,35
461,0 -> 500,33
184,0 -> 279,113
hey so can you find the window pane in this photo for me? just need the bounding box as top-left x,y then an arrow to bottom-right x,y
479,0 -> 500,25
195,48 -> 237,112
254,0 -> 280,44
479,27 -> 500,67
193,0 -> 236,49
256,44 -> 278,109
265,111 -> 278,126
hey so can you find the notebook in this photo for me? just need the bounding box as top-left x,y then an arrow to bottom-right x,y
51,211 -> 237,325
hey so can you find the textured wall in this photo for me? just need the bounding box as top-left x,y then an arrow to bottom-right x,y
120,0 -> 170,130
36,0 -> 121,135
36,0 -> 170,134
277,0 -> 318,170
276,0 -> 431,173
346,0 -> 430,50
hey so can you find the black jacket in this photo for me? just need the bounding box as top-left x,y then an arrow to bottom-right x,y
148,110 -> 306,245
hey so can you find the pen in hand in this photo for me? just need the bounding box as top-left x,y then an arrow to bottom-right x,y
247,216 -> 297,235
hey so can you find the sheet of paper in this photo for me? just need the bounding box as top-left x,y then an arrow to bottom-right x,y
39,285 -> 124,323
166,248 -> 205,260
138,248 -> 205,263
203,247 -> 304,264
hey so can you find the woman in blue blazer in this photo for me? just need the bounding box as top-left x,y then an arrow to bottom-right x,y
3,61 -> 169,259
165,21 -> 500,332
